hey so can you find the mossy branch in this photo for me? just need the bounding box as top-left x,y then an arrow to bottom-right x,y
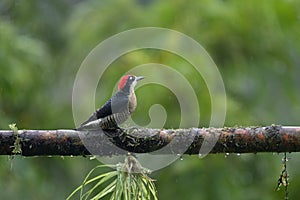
0,125 -> 300,156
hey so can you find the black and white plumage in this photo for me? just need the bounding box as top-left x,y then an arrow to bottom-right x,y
76,75 -> 144,131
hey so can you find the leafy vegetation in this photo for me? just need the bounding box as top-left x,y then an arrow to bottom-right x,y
67,156 -> 157,200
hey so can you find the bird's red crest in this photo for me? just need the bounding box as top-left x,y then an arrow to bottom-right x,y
118,75 -> 132,91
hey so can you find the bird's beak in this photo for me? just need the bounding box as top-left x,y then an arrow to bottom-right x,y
136,76 -> 144,81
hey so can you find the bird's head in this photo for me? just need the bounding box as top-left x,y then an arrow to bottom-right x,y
118,74 -> 144,92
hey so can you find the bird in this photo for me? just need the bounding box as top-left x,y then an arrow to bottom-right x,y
76,74 -> 144,131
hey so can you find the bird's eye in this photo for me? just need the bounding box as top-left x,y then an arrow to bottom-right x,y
129,76 -> 134,81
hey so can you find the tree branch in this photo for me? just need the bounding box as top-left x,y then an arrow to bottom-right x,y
0,125 -> 299,156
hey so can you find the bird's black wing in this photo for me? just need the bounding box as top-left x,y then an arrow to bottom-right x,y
77,91 -> 129,128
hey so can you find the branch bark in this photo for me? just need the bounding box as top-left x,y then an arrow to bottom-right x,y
0,125 -> 300,156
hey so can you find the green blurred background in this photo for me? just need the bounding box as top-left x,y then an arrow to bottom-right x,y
0,0 -> 300,199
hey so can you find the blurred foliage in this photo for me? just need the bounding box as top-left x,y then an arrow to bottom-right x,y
0,0 -> 300,199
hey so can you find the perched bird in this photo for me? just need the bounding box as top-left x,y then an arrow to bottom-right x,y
77,74 -> 144,130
